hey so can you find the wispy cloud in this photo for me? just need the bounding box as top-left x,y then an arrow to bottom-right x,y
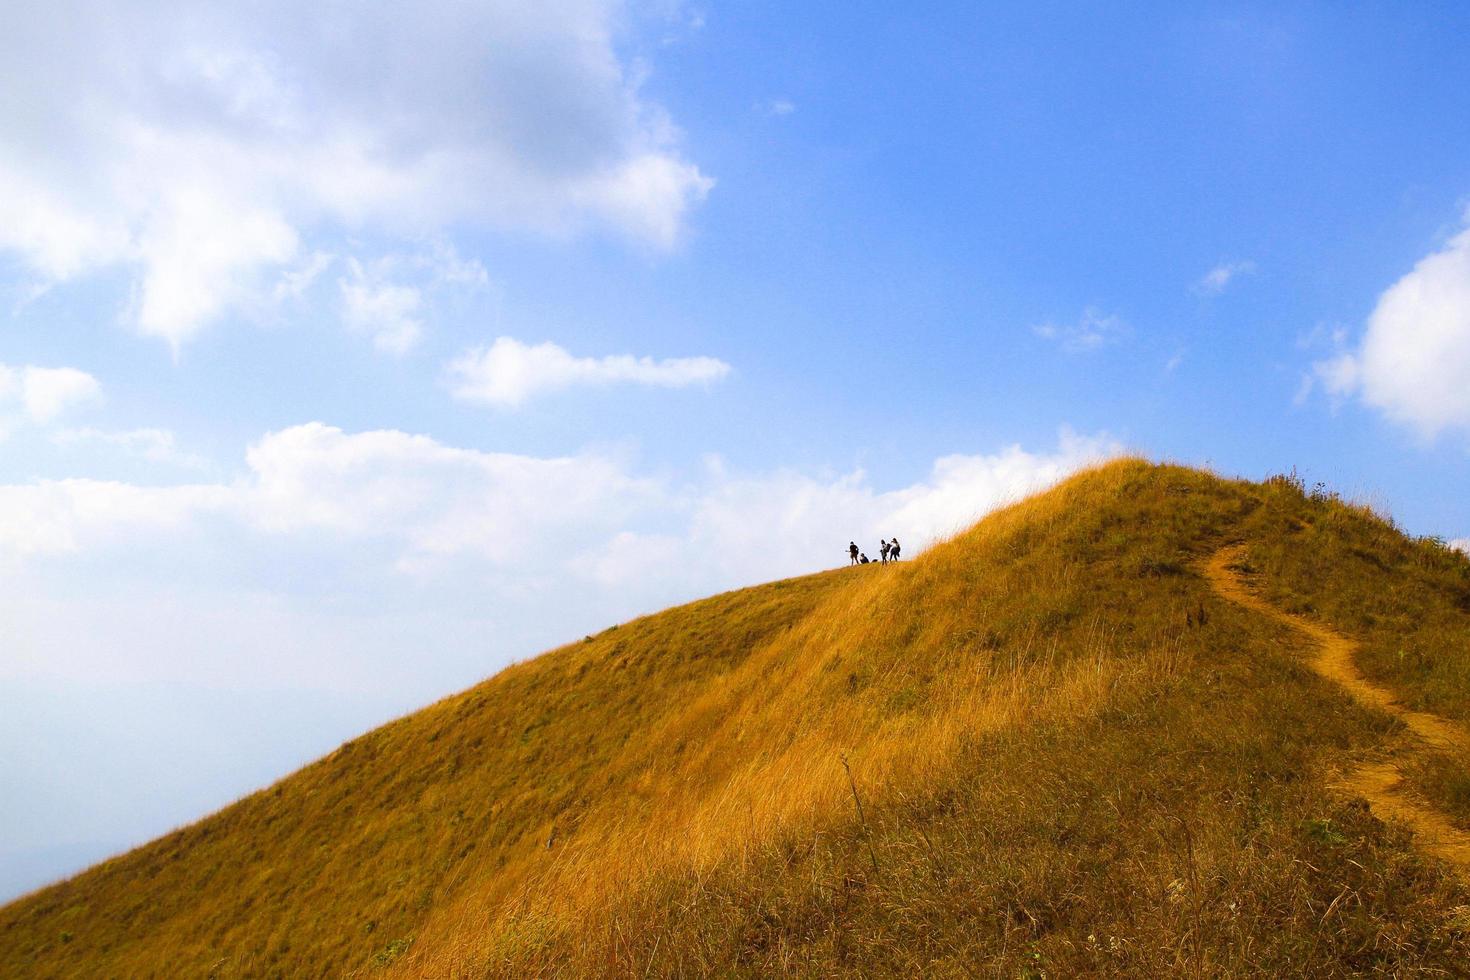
51,427 -> 210,471
1033,308 -> 1130,353
447,337 -> 731,408
756,98 -> 797,117
334,245 -> 490,354
271,252 -> 335,304
1194,260 -> 1256,296
339,259 -> 424,355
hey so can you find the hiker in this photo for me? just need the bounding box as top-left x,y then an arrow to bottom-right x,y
849,541 -> 859,566
879,539 -> 890,564
859,552 -> 870,564
889,538 -> 901,561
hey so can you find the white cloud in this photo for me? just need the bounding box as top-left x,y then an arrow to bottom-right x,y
0,423 -> 665,573
1194,259 -> 1256,296
649,429 -> 1122,584
339,259 -> 424,355
1033,308 -> 1130,352
421,242 -> 490,289
757,98 -> 796,117
0,479 -> 230,561
51,427 -> 209,470
0,1 -> 712,348
884,430 -> 1121,542
0,423 -> 1115,637
240,423 -> 662,562
22,367 -> 103,422
0,421 -> 1121,690
1316,221 -> 1470,437
132,189 -> 299,348
271,251 -> 335,304
333,245 -> 490,352
0,364 -> 102,427
447,337 -> 732,407
1450,537 -> 1470,555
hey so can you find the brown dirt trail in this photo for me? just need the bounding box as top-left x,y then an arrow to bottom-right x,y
1205,546 -> 1470,875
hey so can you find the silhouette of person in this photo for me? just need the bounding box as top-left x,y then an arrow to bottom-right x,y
859,552 -> 870,564
889,538 -> 901,561
880,539 -> 890,564
849,541 -> 859,566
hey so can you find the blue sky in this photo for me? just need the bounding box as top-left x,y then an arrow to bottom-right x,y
5,1 -> 1470,902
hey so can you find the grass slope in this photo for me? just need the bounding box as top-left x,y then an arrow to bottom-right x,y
4,460 -> 1470,977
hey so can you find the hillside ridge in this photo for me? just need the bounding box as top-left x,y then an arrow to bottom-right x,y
5,459 -> 1470,977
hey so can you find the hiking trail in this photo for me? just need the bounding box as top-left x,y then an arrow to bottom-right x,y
1205,545 -> 1470,876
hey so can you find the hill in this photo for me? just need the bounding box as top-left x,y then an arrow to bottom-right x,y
4,460 -> 1470,976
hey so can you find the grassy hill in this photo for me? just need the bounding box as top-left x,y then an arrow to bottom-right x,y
5,460 -> 1470,977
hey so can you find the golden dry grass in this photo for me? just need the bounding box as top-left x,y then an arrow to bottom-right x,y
4,459 -> 1470,977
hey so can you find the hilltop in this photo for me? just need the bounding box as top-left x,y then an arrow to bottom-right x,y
4,460 -> 1470,977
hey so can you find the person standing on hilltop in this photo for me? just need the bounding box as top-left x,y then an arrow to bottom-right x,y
880,539 -> 891,564
889,537 -> 901,561
849,541 -> 859,565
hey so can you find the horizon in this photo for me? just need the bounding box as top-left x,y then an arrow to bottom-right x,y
5,1 -> 1470,903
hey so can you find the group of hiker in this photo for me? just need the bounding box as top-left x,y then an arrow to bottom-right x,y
847,538 -> 900,566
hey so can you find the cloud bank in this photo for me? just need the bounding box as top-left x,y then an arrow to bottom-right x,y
0,423 -> 1118,690
448,337 -> 732,407
0,0 -> 711,348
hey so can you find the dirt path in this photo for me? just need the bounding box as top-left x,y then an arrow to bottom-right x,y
1204,545 -> 1470,874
